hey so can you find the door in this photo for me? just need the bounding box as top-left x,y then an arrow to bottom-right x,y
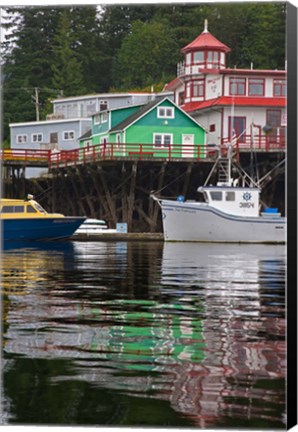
266,109 -> 281,145
182,134 -> 194,157
50,132 -> 58,150
228,116 -> 246,144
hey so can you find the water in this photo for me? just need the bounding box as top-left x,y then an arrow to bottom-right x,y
1,240 -> 286,428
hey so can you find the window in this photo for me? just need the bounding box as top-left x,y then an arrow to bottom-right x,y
32,133 -> 43,143
267,109 -> 281,127
34,203 -> 47,213
226,191 -> 235,201
230,78 -> 246,95
63,131 -> 75,140
210,191 -> 222,201
192,80 -> 205,97
1,205 -> 25,213
209,124 -> 216,132
86,101 -> 96,116
207,51 -> 220,68
27,205 -> 37,213
94,114 -> 100,125
153,133 -> 172,148
193,51 -> 204,64
157,107 -> 174,119
248,79 -> 265,96
273,79 -> 286,96
101,112 -> 108,123
178,91 -> 184,105
94,113 -> 108,125
99,100 -> 108,111
16,134 -> 28,144
186,82 -> 191,98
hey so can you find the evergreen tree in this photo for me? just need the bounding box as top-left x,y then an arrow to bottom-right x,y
51,9 -> 87,96
1,3 -> 286,144
112,20 -> 180,89
2,7 -> 62,142
68,6 -> 104,93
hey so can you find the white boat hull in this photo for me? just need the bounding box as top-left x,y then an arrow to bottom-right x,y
160,200 -> 286,243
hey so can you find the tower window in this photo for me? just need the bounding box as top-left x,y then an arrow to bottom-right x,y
207,51 -> 220,68
193,51 -> 204,64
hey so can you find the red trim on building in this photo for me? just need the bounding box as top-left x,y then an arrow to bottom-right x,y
222,68 -> 286,76
181,96 -> 286,112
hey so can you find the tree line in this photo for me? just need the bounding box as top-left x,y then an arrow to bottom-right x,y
2,3 -> 286,144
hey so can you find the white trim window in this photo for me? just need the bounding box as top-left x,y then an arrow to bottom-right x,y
101,112 -> 108,123
94,114 -> 100,125
94,112 -> 108,125
16,134 -> 28,144
32,133 -> 43,143
153,133 -> 173,148
63,130 -> 75,140
157,106 -> 174,119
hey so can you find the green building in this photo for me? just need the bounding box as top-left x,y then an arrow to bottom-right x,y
79,97 -> 207,159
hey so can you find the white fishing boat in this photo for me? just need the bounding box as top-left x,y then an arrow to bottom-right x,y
152,146 -> 286,243
74,218 -> 117,235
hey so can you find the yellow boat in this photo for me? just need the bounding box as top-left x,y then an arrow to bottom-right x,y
1,195 -> 86,241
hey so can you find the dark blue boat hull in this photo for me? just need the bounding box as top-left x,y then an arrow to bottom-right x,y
2,217 -> 86,241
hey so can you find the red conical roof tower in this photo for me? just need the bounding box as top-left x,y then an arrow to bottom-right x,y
181,19 -> 231,54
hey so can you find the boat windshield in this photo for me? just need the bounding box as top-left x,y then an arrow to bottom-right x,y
33,202 -> 47,214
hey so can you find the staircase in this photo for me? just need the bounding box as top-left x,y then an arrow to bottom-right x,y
217,157 -> 232,185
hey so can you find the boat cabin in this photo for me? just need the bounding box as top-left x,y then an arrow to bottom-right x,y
197,186 -> 260,217
0,198 -> 63,219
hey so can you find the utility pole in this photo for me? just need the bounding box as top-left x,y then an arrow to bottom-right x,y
33,87 -> 40,121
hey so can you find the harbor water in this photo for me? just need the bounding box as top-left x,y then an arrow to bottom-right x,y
1,240 -> 286,428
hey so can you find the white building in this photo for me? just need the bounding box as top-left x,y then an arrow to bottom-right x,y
164,20 -> 286,150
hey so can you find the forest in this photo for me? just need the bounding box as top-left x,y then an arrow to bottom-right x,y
1,3 -> 286,144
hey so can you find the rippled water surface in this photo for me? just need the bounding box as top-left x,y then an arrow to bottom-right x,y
1,241 -> 286,428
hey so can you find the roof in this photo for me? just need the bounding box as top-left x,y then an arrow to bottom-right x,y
164,77 -> 183,91
181,29 -> 230,54
51,92 -> 156,104
109,97 -> 165,133
79,128 -> 92,141
182,96 -> 287,112
109,96 -> 207,133
9,118 -> 91,128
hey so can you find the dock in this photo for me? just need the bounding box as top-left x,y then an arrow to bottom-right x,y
71,232 -> 164,242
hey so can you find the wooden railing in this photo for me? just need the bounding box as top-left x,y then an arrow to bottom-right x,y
222,134 -> 286,151
0,148 -> 51,164
1,137 -> 286,169
48,143 -> 219,169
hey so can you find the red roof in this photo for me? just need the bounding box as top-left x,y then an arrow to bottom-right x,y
164,77 -> 182,91
181,30 -> 231,54
182,96 -> 286,112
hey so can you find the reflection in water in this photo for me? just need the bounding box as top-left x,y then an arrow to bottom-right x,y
1,241 -> 286,428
